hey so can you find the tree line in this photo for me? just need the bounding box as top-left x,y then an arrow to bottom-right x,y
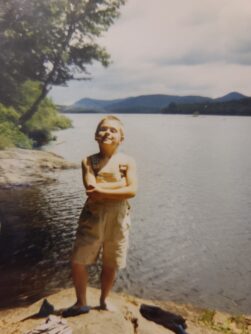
162,99 -> 251,116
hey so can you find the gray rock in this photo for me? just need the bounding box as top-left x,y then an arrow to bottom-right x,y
0,148 -> 79,187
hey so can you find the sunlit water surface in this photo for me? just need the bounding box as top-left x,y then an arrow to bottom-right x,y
0,114 -> 251,314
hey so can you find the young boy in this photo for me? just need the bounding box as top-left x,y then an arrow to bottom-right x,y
63,115 -> 137,317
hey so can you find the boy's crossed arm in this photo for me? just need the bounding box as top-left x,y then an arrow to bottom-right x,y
82,157 -> 137,200
82,158 -> 126,190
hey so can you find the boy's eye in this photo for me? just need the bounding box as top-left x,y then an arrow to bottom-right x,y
99,127 -> 118,133
99,127 -> 108,132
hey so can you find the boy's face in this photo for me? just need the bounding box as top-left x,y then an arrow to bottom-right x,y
95,120 -> 123,146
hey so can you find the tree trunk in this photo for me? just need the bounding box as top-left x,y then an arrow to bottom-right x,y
17,10 -> 80,128
18,84 -> 50,128
17,23 -> 75,129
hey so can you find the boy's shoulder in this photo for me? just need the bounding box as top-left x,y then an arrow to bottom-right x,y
82,153 -> 98,164
116,152 -> 135,163
82,152 -> 136,167
83,152 -> 134,161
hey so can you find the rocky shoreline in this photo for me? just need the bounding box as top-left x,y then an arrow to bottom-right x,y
0,148 -> 79,187
0,287 -> 250,334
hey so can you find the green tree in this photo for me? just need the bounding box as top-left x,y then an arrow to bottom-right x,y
0,81 -> 72,148
0,0 -> 125,127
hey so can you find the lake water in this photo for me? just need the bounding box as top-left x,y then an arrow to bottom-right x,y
0,114 -> 251,314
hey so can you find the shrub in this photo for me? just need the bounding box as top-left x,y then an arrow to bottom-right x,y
0,104 -> 19,123
0,122 -> 33,149
0,81 -> 72,149
18,81 -> 72,132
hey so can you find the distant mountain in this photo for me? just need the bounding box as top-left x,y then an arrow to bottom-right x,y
74,97 -> 124,111
214,92 -> 247,103
61,92 -> 248,114
106,94 -> 213,112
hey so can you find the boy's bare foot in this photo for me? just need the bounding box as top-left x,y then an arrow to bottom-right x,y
99,300 -> 117,312
99,300 -> 108,310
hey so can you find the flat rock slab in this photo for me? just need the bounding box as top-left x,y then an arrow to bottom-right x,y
1,287 -> 249,334
0,288 -> 172,334
0,148 -> 79,187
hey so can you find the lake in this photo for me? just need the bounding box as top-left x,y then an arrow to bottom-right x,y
0,114 -> 251,314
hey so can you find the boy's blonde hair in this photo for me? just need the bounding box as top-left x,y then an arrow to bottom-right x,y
95,115 -> 125,141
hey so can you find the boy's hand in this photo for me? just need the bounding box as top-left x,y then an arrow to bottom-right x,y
86,185 -> 103,200
86,184 -> 95,191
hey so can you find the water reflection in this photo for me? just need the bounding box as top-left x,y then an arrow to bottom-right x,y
0,170 -> 104,309
0,182 -> 76,308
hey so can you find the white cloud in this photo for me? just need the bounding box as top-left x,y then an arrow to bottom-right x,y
50,0 -> 251,104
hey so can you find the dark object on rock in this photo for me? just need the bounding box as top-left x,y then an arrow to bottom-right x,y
140,304 -> 189,334
37,299 -> 55,317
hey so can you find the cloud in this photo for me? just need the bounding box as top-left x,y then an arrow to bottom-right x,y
50,0 -> 251,104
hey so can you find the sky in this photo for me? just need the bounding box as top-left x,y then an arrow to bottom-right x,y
49,0 -> 251,105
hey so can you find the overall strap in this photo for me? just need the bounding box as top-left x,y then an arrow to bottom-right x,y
90,155 -> 99,176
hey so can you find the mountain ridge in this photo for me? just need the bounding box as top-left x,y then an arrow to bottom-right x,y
61,91 -> 249,114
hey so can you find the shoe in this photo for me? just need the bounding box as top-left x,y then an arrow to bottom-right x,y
62,305 -> 90,318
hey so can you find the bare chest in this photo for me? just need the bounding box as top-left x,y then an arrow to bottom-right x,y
91,154 -> 127,182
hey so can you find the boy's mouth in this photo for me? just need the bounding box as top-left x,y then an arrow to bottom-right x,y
102,137 -> 113,143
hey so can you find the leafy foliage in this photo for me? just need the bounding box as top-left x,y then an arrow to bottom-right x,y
0,81 -> 72,149
0,104 -> 19,124
0,104 -> 32,149
18,81 -> 72,131
0,121 -> 33,149
0,0 -> 125,124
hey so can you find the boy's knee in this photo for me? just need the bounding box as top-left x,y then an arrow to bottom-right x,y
71,261 -> 86,271
102,265 -> 118,273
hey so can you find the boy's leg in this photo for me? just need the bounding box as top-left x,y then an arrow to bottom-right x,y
100,265 -> 117,309
72,262 -> 88,306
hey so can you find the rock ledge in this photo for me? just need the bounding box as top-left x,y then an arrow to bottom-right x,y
0,288 -> 250,334
0,148 -> 79,187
